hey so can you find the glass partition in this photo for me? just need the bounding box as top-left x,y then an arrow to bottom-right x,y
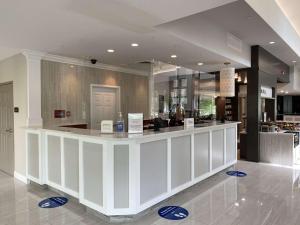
151,61 -> 218,121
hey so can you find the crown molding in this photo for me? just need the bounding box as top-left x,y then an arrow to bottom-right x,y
43,54 -> 149,76
22,49 -> 47,60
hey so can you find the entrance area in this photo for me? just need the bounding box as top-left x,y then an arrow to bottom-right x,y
0,82 -> 14,175
90,84 -> 121,130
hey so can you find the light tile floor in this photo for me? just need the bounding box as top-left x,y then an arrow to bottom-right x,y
1,161 -> 300,225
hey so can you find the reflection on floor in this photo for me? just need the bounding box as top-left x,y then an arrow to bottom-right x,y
1,161 -> 300,225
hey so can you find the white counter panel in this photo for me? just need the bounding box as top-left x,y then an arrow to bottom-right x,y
82,142 -> 103,207
212,130 -> 224,170
47,135 -> 62,186
27,133 -> 39,179
63,138 -> 79,193
114,145 -> 129,209
171,135 -> 192,189
226,127 -> 237,163
140,140 -> 168,204
194,132 -> 210,178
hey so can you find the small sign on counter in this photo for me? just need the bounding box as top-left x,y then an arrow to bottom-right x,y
184,118 -> 194,129
101,120 -> 113,133
128,113 -> 143,134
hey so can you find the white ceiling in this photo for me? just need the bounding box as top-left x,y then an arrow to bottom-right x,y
276,0 -> 300,38
0,0 -> 299,73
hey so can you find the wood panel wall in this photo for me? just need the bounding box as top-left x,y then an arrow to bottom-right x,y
41,60 -> 149,128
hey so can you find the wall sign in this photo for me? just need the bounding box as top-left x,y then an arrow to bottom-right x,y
128,113 -> 143,134
54,110 -> 65,118
158,206 -> 189,220
261,86 -> 272,98
184,118 -> 194,129
226,171 -> 247,177
38,197 -> 68,208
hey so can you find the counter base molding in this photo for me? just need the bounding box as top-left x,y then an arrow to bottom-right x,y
25,122 -> 238,216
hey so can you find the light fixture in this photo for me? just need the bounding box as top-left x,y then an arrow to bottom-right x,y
176,66 -> 181,69
220,62 -> 235,97
237,75 -> 242,82
241,198 -> 246,201
171,55 -> 177,58
269,41 -> 276,45
131,43 -> 139,47
234,73 -> 239,79
285,91 -> 289,94
197,62 -> 204,66
292,60 -> 297,63
70,65 -> 74,68
244,76 -> 247,84
234,202 -> 239,207
107,49 -> 115,53
280,90 -> 284,93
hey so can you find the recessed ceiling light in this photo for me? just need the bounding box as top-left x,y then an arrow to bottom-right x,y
107,49 -> 115,53
70,65 -> 74,68
280,90 -> 284,93
171,55 -> 177,58
285,91 -> 289,94
197,62 -> 204,66
176,66 -> 181,69
292,60 -> 297,63
269,41 -> 276,45
131,43 -> 139,47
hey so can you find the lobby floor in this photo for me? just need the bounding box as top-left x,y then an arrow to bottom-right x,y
1,161 -> 300,225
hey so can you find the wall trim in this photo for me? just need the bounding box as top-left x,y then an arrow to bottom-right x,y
43,54 -> 149,77
14,171 -> 29,184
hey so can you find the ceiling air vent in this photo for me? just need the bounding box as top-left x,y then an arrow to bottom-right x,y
227,33 -> 242,52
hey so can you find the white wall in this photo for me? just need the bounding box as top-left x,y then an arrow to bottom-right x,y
0,54 -> 27,176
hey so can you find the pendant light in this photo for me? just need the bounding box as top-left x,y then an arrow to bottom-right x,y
220,62 -> 235,97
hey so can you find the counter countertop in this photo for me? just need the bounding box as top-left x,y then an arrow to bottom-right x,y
26,121 -> 239,140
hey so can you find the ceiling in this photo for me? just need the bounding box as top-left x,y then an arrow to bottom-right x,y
0,0 -> 299,74
276,0 -> 300,38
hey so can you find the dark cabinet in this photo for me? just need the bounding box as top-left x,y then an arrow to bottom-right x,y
283,96 -> 293,114
278,96 -> 300,115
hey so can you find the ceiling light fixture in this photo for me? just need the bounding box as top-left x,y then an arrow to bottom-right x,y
285,91 -> 289,94
220,62 -> 235,97
292,60 -> 297,63
176,66 -> 181,69
107,49 -> 115,53
269,41 -> 276,45
131,43 -> 139,47
171,55 -> 177,58
237,75 -> 242,82
197,62 -> 204,66
244,76 -> 247,84
280,90 -> 284,93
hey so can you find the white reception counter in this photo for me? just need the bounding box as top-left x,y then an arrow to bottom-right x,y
25,121 -> 239,216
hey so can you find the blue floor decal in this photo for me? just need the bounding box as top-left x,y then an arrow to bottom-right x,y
226,170 -> 247,177
158,206 -> 189,220
38,197 -> 68,208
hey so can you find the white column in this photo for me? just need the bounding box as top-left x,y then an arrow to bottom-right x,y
22,50 -> 46,126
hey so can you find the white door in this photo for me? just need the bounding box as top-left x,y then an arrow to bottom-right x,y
91,85 -> 120,130
0,83 -> 14,175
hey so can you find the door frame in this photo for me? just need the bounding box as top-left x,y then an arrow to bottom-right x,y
90,84 -> 121,128
0,81 -> 14,176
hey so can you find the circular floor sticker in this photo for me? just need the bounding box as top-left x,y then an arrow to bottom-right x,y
158,206 -> 189,220
226,170 -> 247,177
38,197 -> 68,208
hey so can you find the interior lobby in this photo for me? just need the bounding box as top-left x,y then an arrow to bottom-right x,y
1,0 -> 300,224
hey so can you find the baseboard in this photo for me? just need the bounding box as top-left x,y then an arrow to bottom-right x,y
14,171 -> 28,184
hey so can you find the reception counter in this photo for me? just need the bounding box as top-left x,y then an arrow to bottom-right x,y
25,121 -> 239,216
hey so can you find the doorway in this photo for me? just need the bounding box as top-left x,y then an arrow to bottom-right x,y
90,85 -> 121,130
0,82 -> 14,175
